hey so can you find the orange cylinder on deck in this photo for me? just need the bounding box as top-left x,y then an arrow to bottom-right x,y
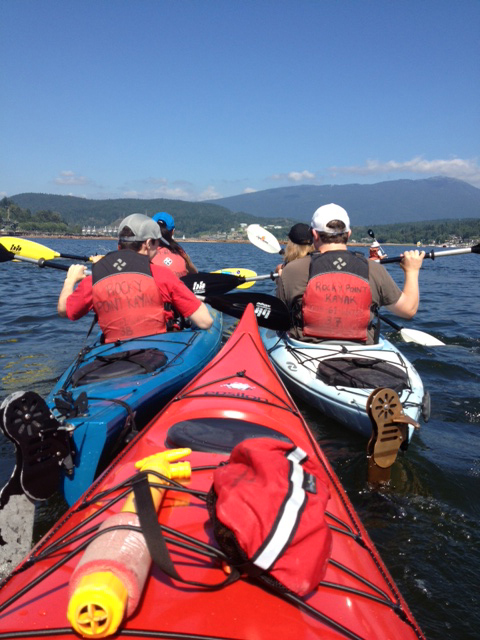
67,449 -> 191,638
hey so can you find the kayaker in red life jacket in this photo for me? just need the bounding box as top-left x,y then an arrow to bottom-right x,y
151,212 -> 198,278
276,203 -> 425,344
57,213 -> 213,343
369,240 -> 387,260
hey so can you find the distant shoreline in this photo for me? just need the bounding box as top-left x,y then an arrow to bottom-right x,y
2,233 -> 395,247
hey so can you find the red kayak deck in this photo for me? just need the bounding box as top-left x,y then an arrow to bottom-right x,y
0,305 -> 425,640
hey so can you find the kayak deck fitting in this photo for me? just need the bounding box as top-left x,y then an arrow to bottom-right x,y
260,328 -> 430,443
0,305 -> 425,640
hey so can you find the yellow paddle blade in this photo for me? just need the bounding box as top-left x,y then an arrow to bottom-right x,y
0,237 -> 60,261
211,268 -> 257,289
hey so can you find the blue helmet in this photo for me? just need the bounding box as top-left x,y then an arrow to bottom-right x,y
152,212 -> 175,231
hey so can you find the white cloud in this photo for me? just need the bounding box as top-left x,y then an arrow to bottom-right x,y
198,186 -> 222,201
243,187 -> 257,194
122,178 -> 223,202
54,170 -> 89,186
123,186 -> 192,200
328,157 -> 480,186
271,170 -> 316,182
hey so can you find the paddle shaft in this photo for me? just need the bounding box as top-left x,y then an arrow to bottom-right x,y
244,272 -> 277,283
377,313 -> 403,332
1,249 -> 271,294
57,251 -> 92,261
379,244 -> 480,264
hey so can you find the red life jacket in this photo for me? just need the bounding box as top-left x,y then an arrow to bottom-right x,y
152,247 -> 188,278
302,251 -> 372,341
92,250 -> 166,343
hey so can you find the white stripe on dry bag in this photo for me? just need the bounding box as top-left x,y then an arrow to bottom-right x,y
253,446 -> 308,571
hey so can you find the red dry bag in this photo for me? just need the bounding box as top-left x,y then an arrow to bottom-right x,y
207,437 -> 332,596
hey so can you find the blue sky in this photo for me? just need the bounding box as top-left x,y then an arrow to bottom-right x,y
2,0 -> 479,201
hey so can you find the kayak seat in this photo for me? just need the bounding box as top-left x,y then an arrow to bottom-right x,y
166,418 -> 292,454
71,349 -> 168,387
316,357 -> 409,392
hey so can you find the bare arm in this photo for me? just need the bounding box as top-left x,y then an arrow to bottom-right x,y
385,250 -> 425,319
187,301 -> 213,329
57,264 -> 88,317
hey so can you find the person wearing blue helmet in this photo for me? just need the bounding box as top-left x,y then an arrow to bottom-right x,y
151,212 -> 197,277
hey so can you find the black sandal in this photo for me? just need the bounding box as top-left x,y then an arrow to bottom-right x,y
1,391 -> 73,502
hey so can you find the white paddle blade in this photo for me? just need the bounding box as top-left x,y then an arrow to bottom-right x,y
400,328 -> 445,346
247,224 -> 282,254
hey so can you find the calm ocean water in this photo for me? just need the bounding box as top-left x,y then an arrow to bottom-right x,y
0,238 -> 479,639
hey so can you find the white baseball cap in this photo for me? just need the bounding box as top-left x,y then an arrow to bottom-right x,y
311,203 -> 350,234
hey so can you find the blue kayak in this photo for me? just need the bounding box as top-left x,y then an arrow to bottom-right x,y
0,308 -> 223,506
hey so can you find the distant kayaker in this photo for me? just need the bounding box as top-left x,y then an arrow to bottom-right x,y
276,203 -> 425,344
275,223 -> 314,276
369,240 -> 387,260
57,213 -> 212,342
151,212 -> 198,277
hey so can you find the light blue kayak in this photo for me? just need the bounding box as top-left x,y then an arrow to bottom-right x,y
0,308 -> 223,507
260,328 -> 429,443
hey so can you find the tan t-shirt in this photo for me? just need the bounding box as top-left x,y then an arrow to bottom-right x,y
276,252 -> 402,344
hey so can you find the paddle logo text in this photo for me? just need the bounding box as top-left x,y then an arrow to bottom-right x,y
192,280 -> 206,295
8,243 -> 22,253
254,302 -> 271,319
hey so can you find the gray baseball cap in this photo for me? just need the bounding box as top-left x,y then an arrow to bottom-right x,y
118,213 -> 169,245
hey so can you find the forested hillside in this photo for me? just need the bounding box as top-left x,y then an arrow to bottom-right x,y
2,196 -> 478,245
354,218 -> 480,245
4,195 -> 292,237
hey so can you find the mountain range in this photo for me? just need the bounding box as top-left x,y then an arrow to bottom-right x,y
10,177 -> 480,231
206,177 -> 480,225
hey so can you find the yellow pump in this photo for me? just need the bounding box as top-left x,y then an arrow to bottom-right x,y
67,448 -> 191,638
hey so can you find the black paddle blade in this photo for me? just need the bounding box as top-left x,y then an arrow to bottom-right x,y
182,271 -> 244,296
205,293 -> 291,331
0,244 -> 15,263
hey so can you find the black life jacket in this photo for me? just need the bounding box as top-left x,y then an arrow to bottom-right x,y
92,250 -> 166,343
302,251 -> 373,342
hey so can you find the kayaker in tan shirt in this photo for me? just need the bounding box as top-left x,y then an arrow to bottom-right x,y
276,203 -> 425,344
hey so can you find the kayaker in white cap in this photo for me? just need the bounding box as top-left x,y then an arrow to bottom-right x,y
57,213 -> 212,342
369,239 -> 387,260
276,203 -> 425,344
